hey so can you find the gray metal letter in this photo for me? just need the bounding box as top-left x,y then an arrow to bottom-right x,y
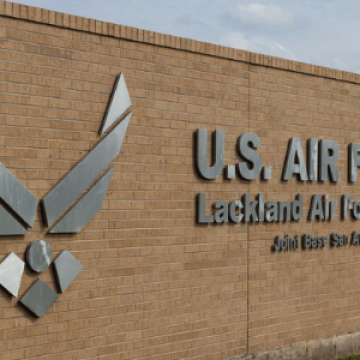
237,133 -> 261,180
214,201 -> 228,223
243,193 -> 258,222
99,73 -> 132,134
43,113 -> 131,227
196,129 -> 224,180
279,202 -> 291,221
292,194 -> 303,221
309,195 -> 324,220
258,194 -> 265,221
319,139 -> 340,182
353,202 -> 360,219
229,200 -> 243,222
262,167 -> 272,180
342,194 -> 354,219
282,138 -> 308,181
49,167 -> 114,233
225,165 -> 235,180
349,143 -> 360,182
307,139 -> 318,181
197,193 -> 214,223
265,201 -> 278,222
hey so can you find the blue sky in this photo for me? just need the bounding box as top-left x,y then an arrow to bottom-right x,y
16,0 -> 360,73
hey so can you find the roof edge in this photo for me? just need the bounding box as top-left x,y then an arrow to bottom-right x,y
1,0 -> 359,85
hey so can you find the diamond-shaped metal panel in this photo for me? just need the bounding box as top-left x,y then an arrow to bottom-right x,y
0,253 -> 24,297
19,279 -> 59,318
53,251 -> 83,293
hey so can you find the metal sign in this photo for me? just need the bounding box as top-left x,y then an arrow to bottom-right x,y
195,129 -> 360,255
0,73 -> 131,318
195,129 -> 360,224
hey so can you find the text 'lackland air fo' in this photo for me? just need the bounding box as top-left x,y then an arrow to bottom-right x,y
2,1 -> 360,360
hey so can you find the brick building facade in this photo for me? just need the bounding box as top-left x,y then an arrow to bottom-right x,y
1,1 -> 360,359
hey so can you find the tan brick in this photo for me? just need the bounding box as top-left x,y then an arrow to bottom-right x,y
0,1 -> 360,360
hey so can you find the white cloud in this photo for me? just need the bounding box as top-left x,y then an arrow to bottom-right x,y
233,3 -> 294,26
223,32 -> 249,50
222,31 -> 297,60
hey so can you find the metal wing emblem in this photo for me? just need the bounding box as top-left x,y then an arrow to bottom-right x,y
0,73 -> 131,235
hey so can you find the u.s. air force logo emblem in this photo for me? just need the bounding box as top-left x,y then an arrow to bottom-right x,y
0,73 -> 131,317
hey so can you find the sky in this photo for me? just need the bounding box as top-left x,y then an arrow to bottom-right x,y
15,0 -> 360,73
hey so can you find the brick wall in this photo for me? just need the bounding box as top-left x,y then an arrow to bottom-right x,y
1,1 -> 360,359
